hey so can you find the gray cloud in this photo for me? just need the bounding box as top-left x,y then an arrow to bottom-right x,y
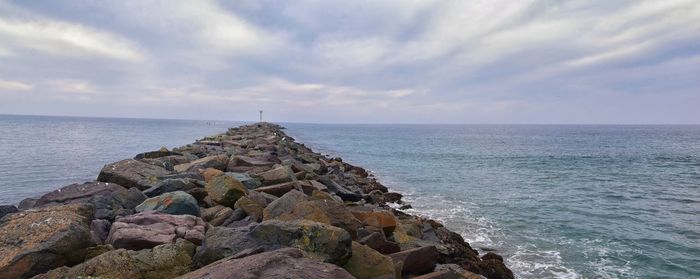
0,0 -> 698,123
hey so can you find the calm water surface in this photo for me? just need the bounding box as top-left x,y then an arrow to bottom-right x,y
1,115 -> 698,278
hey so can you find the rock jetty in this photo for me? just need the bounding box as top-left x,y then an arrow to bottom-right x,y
0,123 -> 513,279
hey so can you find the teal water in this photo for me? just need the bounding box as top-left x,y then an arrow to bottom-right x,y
283,124 -> 700,279
1,115 -> 698,278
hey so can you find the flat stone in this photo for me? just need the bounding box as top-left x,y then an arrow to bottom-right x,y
174,154 -> 229,173
98,159 -> 171,190
105,211 -> 206,250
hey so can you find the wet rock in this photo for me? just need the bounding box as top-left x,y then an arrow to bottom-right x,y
262,189 -> 309,220
106,211 -> 206,250
98,159 -> 171,190
275,199 -> 363,238
16,198 -> 37,210
142,178 -> 198,197
136,191 -> 200,216
195,219 -> 352,266
0,203 -> 95,279
389,245 -> 439,276
174,154 -> 229,173
434,264 -> 485,279
481,252 -> 503,262
435,227 -> 480,263
34,239 -> 196,279
342,242 -> 396,279
383,192 -> 403,203
182,248 -> 354,279
205,175 -> 248,207
0,205 -> 18,219
359,231 -> 401,254
477,259 -> 514,279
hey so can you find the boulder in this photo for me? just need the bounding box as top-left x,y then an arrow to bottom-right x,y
105,211 -> 206,250
174,154 -> 229,173
97,159 -> 171,190
359,232 -> 401,254
181,248 -> 354,279
234,191 -> 273,222
318,176 -> 363,202
276,199 -> 363,238
134,147 -> 181,159
90,219 -> 111,245
195,219 -> 352,266
343,242 -> 396,279
226,155 -> 276,173
389,246 -> 439,276
201,168 -> 223,182
0,205 -> 18,219
205,175 -> 248,207
262,190 -> 309,220
254,181 -> 299,197
142,178 -> 198,197
34,239 -> 196,279
257,166 -> 295,185
351,209 -> 398,234
223,172 -> 261,189
26,181 -> 146,221
432,264 -> 484,279
136,191 -> 200,216
0,204 -> 95,279
477,257 -> 513,279
201,205 -> 234,226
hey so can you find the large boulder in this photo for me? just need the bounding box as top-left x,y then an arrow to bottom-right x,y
136,191 -> 200,216
195,219 -> 352,266
223,172 -> 261,189
351,209 -> 398,234
359,232 -> 401,255
343,242 -> 397,279
205,175 -> 248,207
174,154 -> 229,173
181,248 -> 354,279
389,246 -> 439,276
34,239 -> 196,279
98,159 -> 171,190
256,166 -> 295,185
234,191 -> 274,222
254,181 -> 299,197
142,178 -> 198,197
25,181 -> 147,221
262,190 -> 309,220
134,147 -> 181,159
0,204 -> 96,279
106,211 -> 206,250
275,199 -> 363,238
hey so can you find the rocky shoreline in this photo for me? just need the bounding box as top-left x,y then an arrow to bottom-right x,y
0,123 -> 513,279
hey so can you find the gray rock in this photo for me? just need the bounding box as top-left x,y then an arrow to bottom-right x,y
136,191 -> 201,216
0,205 -> 18,219
143,178 -> 198,198
97,159 -> 171,190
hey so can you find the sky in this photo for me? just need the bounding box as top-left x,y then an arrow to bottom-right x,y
0,0 -> 699,124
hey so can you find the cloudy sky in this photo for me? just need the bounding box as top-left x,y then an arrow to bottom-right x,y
0,1 -> 698,124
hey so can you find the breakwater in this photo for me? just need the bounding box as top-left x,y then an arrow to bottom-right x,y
0,123 -> 513,279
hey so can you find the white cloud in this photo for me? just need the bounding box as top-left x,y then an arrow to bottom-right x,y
0,80 -> 34,91
0,17 -> 144,61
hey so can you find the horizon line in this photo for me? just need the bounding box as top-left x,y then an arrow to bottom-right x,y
2,113 -> 699,126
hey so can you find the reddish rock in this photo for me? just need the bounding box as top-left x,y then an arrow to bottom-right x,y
253,181 -> 298,197
390,246 -> 439,276
359,232 -> 401,254
105,211 -> 206,250
351,209 -> 398,234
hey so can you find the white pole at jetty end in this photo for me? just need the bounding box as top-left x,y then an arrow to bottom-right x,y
259,110 -> 263,122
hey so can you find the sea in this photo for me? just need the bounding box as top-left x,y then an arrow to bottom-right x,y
0,114 -> 698,278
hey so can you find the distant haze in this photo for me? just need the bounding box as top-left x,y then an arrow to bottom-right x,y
0,1 -> 698,124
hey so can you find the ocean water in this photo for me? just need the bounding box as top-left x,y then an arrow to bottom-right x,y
282,123 -> 700,279
1,115 -> 699,278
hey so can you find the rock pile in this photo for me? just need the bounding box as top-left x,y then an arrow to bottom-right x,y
0,123 -> 513,279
